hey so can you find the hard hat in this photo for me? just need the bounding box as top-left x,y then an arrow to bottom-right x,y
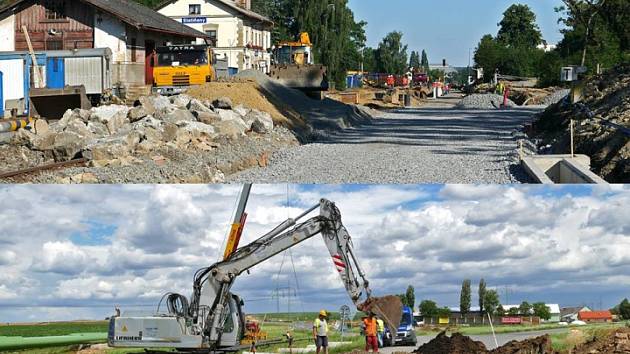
319,310 -> 327,316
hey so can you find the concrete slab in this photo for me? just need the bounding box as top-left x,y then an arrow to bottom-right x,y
521,154 -> 607,184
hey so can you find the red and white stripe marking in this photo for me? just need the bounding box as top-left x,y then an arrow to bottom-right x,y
332,254 -> 346,273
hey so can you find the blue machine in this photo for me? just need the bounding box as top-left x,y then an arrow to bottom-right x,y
0,71 -> 3,117
394,306 -> 417,346
46,57 -> 65,89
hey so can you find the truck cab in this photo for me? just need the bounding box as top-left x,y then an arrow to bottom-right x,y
152,44 -> 214,95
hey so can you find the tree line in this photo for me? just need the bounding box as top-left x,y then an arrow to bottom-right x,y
473,1 -> 630,87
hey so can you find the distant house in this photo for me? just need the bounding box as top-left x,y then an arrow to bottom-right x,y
578,310 -> 613,323
0,0 -> 207,94
561,306 -> 592,323
502,304 -> 561,323
156,0 -> 273,74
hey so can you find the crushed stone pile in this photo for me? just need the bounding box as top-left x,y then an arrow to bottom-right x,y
235,69 -> 374,139
456,94 -> 517,109
2,93 -> 297,183
540,89 -> 570,106
531,63 -> 630,182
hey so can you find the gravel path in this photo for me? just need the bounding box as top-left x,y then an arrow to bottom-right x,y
228,106 -> 542,184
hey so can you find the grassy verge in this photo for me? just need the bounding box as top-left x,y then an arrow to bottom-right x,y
548,324 -> 626,352
0,322 -> 108,337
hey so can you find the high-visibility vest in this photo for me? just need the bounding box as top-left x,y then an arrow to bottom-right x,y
377,319 -> 384,332
363,317 -> 377,336
313,318 -> 328,336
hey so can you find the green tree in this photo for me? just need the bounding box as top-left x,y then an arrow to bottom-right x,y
618,298 -> 630,320
419,300 -> 438,317
375,31 -> 409,74
518,301 -> 533,315
251,0 -> 293,43
497,4 -> 543,48
496,305 -> 506,317
409,51 -> 421,70
397,294 -> 410,307
460,279 -> 471,315
508,307 -> 520,316
437,307 -> 451,318
474,35 -> 504,81
478,279 -> 487,313
483,290 -> 500,315
405,285 -> 416,309
532,302 -> 551,320
362,47 -> 377,73
420,49 -> 430,72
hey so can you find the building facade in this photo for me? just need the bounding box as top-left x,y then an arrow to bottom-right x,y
0,0 -> 207,94
156,0 -> 273,74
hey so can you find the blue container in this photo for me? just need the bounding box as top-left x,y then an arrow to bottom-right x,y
228,67 -> 239,76
46,57 -> 65,88
0,71 -> 3,117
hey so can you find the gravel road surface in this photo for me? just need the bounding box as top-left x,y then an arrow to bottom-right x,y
229,105 -> 542,184
380,328 -> 568,353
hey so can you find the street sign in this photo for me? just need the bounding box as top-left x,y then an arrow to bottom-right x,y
182,17 -> 207,24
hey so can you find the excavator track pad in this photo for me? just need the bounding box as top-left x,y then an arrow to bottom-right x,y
357,295 -> 403,332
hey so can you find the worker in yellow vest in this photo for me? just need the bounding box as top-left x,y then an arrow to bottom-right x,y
376,317 -> 385,347
313,310 -> 329,354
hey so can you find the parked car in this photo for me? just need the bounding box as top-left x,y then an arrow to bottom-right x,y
394,306 -> 418,346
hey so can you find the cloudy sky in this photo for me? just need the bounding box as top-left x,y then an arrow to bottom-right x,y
0,184 -> 628,322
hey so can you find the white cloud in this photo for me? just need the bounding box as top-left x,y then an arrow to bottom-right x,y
0,185 -> 628,323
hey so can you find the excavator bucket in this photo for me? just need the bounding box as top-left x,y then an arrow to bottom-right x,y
358,295 -> 403,333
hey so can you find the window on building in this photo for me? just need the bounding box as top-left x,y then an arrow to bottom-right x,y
205,29 -> 217,46
46,40 -> 63,50
189,4 -> 201,15
43,0 -> 66,20
130,38 -> 137,62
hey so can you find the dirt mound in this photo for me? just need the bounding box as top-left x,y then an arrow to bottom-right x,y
413,332 -> 488,354
235,69 -> 373,140
531,63 -> 630,182
571,327 -> 630,354
358,296 -> 403,333
187,81 -> 292,127
413,332 -> 554,354
489,334 -> 553,354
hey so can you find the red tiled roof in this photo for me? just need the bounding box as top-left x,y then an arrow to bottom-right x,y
578,311 -> 612,320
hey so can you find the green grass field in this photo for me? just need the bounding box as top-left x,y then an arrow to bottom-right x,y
0,321 -> 109,338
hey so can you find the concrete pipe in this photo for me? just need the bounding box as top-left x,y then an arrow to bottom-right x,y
0,118 -> 34,133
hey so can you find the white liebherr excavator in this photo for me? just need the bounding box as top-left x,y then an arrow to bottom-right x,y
108,193 -> 402,351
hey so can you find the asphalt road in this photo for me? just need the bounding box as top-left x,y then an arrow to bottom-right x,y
229,104 -> 542,184
379,328 -> 568,353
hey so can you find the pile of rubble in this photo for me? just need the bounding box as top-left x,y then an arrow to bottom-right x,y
3,94 -> 298,183
413,332 -> 553,354
530,63 -> 630,182
456,94 -> 517,109
571,327 -> 630,354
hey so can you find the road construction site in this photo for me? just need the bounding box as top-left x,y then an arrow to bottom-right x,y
0,63 -> 627,183
2,318 -> 628,354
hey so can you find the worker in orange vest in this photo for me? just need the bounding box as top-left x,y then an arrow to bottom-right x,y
363,312 -> 379,352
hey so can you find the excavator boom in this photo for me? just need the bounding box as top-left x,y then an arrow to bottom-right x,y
108,197 -> 401,350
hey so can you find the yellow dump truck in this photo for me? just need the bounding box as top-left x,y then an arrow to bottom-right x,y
152,44 -> 214,94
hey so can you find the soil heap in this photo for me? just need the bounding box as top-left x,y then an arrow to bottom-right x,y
530,63 -> 630,182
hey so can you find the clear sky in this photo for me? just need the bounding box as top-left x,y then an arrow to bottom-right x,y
347,0 -> 566,67
1,184 -> 629,322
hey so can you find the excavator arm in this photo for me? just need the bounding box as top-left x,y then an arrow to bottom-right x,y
195,199 -> 372,344
108,197 -> 401,350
